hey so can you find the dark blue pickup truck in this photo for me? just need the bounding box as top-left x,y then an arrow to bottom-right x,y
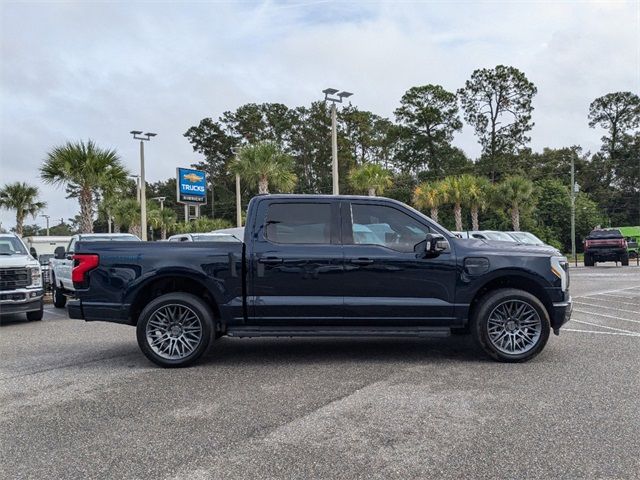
68,195 -> 572,367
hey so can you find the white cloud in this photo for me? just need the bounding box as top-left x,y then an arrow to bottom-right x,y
1,0 -> 638,229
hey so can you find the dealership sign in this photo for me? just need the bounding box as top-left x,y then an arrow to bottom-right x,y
176,168 -> 207,204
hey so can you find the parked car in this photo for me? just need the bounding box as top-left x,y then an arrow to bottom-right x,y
68,195 -> 572,367
583,229 -> 628,266
451,231 -> 471,239
22,236 -> 71,290
506,231 -> 546,246
615,226 -> 640,259
0,233 -> 44,321
167,232 -> 242,243
50,233 -> 140,308
469,230 -> 518,242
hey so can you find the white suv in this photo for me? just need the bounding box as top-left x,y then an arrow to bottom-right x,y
0,233 -> 44,321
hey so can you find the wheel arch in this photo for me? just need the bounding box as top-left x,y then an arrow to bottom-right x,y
128,274 -> 221,327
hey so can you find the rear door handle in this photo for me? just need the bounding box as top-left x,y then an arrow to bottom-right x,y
258,256 -> 283,265
350,258 -> 374,265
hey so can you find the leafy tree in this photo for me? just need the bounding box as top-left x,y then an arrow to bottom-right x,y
172,217 -> 233,234
460,175 -> 491,231
440,176 -> 466,231
458,65 -> 537,181
395,84 -> 462,175
40,140 -> 128,233
588,91 -> 640,158
229,141 -> 297,194
0,182 -> 46,236
348,163 -> 393,196
497,176 -> 535,231
112,198 -> 141,237
413,180 -> 445,223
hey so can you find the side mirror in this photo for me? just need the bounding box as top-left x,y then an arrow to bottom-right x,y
424,233 -> 448,257
30,247 -> 38,260
54,246 -> 66,259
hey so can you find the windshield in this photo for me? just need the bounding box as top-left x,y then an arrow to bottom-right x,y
0,237 -> 29,256
510,232 -> 544,245
485,231 -> 517,242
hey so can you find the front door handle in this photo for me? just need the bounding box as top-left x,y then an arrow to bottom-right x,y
258,256 -> 283,265
350,258 -> 374,265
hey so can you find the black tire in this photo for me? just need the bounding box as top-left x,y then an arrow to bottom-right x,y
53,282 -> 67,308
584,253 -> 594,267
136,292 -> 215,368
620,255 -> 629,266
27,302 -> 44,321
471,288 -> 550,363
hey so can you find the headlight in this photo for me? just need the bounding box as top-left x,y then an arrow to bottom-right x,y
550,256 -> 568,291
29,266 -> 42,288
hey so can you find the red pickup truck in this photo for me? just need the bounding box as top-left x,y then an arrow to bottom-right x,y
583,229 -> 628,266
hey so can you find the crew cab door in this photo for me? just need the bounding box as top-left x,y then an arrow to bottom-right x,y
247,199 -> 343,324
341,200 -> 457,326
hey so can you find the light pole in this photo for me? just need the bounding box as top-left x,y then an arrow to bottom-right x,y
231,147 -> 242,227
130,131 -> 156,241
151,196 -> 166,210
129,174 -> 141,203
323,88 -> 353,195
40,214 -> 50,236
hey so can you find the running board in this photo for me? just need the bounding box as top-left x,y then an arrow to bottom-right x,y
226,326 -> 451,338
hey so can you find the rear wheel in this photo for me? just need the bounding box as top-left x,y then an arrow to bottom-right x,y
621,254 -> 629,266
136,292 -> 214,368
584,253 -> 594,267
472,288 -> 550,363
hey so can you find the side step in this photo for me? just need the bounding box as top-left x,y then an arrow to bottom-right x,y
226,326 -> 451,338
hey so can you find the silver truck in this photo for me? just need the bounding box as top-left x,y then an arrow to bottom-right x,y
0,233 -> 44,321
50,233 -> 140,308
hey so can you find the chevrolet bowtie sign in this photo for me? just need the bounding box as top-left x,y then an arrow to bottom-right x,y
177,167 -> 207,205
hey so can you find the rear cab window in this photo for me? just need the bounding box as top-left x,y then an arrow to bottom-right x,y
265,202 -> 334,245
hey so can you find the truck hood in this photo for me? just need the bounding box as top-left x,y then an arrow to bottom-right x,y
0,254 -> 40,268
461,238 -> 561,256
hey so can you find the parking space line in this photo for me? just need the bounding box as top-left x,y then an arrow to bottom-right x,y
579,296 -> 640,307
574,301 -> 640,315
570,319 -> 640,335
573,308 -> 640,324
596,293 -> 638,300
564,328 -> 640,337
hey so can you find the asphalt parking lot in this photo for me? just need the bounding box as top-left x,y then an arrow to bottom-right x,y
1,265 -> 639,480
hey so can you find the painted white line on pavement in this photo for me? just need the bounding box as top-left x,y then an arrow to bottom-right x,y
570,319 -> 640,335
582,285 -> 640,298
573,308 -> 640,325
597,293 -> 638,300
574,301 -> 640,315
579,297 -> 640,307
564,328 -> 640,338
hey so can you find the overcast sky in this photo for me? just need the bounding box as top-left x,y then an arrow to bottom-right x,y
1,0 -> 638,230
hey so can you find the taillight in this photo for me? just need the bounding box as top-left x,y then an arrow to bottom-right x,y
72,254 -> 99,284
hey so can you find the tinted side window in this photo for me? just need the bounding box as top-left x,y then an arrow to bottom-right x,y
67,238 -> 76,253
265,203 -> 332,244
350,204 -> 430,252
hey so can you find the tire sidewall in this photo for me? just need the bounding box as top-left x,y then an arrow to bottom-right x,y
472,288 -> 550,362
53,279 -> 66,308
136,292 -> 214,368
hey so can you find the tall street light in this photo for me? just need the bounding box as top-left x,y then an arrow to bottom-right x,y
231,147 -> 242,227
151,196 -> 166,210
323,88 -> 353,195
130,131 -> 157,241
40,214 -> 50,236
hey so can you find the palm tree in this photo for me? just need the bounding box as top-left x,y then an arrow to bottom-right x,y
148,207 -> 176,240
0,182 -> 46,236
460,175 -> 491,231
40,140 -> 128,233
413,181 -> 444,222
349,163 -> 393,196
441,176 -> 466,231
498,175 -> 534,231
112,198 -> 141,237
229,141 -> 296,194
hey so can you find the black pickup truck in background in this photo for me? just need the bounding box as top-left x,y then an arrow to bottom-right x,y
68,195 -> 572,367
583,229 -> 629,266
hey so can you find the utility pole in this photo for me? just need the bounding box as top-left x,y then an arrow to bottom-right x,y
322,88 -> 353,195
40,214 -> 50,236
130,131 -> 157,241
571,156 -> 576,266
231,147 -> 243,227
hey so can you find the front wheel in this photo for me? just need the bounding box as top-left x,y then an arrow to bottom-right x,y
27,302 -> 44,321
52,279 -> 66,308
136,292 -> 215,368
472,288 -> 550,363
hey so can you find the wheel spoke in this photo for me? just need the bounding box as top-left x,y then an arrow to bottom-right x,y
146,303 -> 203,360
